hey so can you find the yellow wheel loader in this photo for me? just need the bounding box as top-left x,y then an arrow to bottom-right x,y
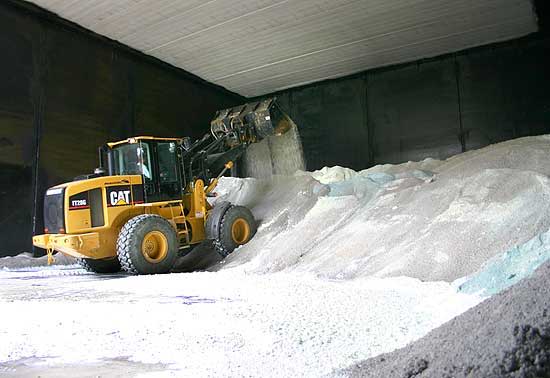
32,98 -> 292,274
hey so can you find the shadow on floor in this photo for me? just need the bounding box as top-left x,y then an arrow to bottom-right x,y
171,242 -> 223,273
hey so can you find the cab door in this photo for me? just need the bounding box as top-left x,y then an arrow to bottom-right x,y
155,141 -> 183,201
138,141 -> 158,202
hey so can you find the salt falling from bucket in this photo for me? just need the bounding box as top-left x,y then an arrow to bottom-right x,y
244,122 -> 306,179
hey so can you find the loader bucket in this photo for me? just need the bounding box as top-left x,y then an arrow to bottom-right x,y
210,98 -> 293,144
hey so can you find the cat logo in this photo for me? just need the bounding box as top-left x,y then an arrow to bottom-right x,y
109,190 -> 131,207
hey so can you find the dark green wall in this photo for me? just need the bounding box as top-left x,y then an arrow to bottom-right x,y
0,1 -> 243,256
266,35 -> 550,171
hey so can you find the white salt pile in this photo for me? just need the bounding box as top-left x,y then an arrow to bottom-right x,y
0,252 -> 75,270
215,135 -> 550,282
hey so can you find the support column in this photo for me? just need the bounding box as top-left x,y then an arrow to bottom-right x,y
30,22 -> 49,256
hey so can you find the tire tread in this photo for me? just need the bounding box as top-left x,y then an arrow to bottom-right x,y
213,205 -> 256,258
116,214 -> 177,275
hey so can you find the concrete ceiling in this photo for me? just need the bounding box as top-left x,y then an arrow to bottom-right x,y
29,0 -> 537,97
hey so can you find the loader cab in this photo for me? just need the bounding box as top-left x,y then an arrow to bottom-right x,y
105,137 -> 185,203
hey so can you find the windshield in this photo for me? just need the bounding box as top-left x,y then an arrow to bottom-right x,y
111,142 -> 153,180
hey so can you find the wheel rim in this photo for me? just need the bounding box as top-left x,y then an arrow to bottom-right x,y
141,231 -> 168,263
231,218 -> 251,244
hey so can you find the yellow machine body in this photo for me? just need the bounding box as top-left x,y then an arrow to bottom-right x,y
33,137 -> 212,260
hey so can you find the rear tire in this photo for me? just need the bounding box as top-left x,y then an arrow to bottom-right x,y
117,214 -> 178,275
77,257 -> 121,273
214,205 -> 257,258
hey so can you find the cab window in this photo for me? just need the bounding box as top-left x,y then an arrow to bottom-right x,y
111,142 -> 154,181
138,142 -> 153,181
157,142 -> 178,184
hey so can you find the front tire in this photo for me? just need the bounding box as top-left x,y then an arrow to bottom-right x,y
77,257 -> 121,273
214,205 -> 257,258
117,214 -> 178,275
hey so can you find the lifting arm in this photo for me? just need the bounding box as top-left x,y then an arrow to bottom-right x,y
182,97 -> 292,187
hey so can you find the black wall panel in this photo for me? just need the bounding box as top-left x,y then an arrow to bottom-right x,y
458,46 -> 519,150
282,77 -> 368,170
535,0 -> 550,35
40,27 -> 129,186
368,58 -> 462,164
455,38 -> 550,150
132,61 -> 236,141
289,85 -> 324,170
513,39 -> 550,135
0,2 -> 243,256
323,79 -> 369,170
0,7 -> 36,256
